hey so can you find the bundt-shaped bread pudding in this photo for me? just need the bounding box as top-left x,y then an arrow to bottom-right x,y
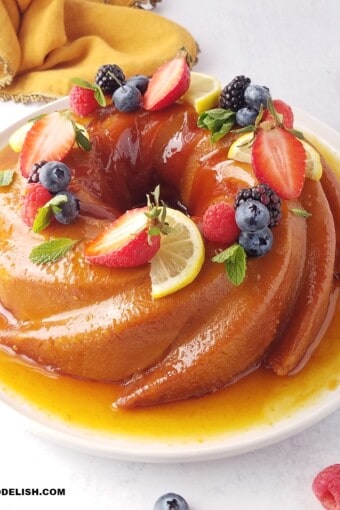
0,59 -> 339,408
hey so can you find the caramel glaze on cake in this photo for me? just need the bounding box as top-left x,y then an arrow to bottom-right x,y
0,102 -> 339,408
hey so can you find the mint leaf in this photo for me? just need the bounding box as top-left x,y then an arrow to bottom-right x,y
0,170 -> 15,186
29,238 -> 78,264
197,108 -> 236,142
289,206 -> 312,218
32,194 -> 68,233
73,122 -> 91,151
71,78 -> 106,107
212,243 -> 247,286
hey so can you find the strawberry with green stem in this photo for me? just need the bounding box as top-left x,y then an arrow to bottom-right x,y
84,186 -> 172,268
251,99 -> 306,200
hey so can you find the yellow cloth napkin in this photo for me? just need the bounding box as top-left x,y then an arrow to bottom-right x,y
0,0 -> 198,102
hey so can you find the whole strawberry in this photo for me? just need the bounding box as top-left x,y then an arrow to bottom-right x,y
202,202 -> 240,244
312,464 -> 340,509
21,184 -> 52,227
70,85 -> 99,117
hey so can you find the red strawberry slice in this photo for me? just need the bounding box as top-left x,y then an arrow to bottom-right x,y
20,112 -> 75,178
262,99 -> 294,128
252,127 -> 306,200
143,55 -> 190,111
84,207 -> 161,268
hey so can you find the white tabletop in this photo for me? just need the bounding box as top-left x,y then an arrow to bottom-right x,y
0,1 -> 339,509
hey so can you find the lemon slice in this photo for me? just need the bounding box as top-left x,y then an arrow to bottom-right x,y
182,72 -> 221,113
9,121 -> 34,152
301,139 -> 323,181
227,132 -> 253,163
150,208 -> 205,298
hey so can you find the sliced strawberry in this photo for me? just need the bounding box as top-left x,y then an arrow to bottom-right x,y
143,55 -> 190,111
262,99 -> 294,128
84,207 -> 161,268
19,112 -> 75,178
252,127 -> 306,200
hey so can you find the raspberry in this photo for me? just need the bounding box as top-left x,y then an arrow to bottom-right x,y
219,75 -> 251,112
202,202 -> 240,245
69,85 -> 98,117
21,184 -> 52,227
312,464 -> 340,510
95,64 -> 125,95
234,184 -> 282,228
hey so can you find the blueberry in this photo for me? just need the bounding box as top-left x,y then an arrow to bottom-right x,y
239,227 -> 273,257
154,493 -> 190,510
235,199 -> 270,232
54,191 -> 79,224
235,106 -> 259,126
244,84 -> 271,110
39,161 -> 71,193
112,85 -> 142,112
126,75 -> 149,95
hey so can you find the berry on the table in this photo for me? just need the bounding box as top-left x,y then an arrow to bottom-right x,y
39,161 -> 71,193
235,199 -> 270,233
126,75 -> 149,95
236,106 -> 258,126
202,202 -> 240,244
154,492 -> 190,510
27,160 -> 47,184
21,184 -> 52,227
54,191 -> 80,225
234,184 -> 282,228
219,75 -> 251,112
312,464 -> 340,510
112,85 -> 142,112
244,84 -> 271,111
239,226 -> 273,257
262,99 -> 294,129
95,64 -> 125,95
252,126 -> 306,200
70,85 -> 98,117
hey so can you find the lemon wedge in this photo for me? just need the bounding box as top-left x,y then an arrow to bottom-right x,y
182,72 -> 221,113
301,139 -> 323,181
9,121 -> 34,152
150,208 -> 205,298
227,132 -> 253,163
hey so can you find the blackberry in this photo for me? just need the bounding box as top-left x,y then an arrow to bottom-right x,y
27,160 -> 47,183
95,64 -> 125,95
234,184 -> 282,228
219,75 -> 251,112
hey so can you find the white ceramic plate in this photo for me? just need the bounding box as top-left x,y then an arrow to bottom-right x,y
0,99 -> 339,463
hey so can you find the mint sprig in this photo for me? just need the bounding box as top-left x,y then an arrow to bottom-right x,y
212,243 -> 247,286
145,185 -> 174,242
0,170 -> 15,187
71,78 -> 106,107
197,108 -> 236,142
29,238 -> 78,264
32,194 -> 68,233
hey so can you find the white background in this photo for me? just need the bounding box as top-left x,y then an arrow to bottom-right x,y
0,1 -> 340,509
